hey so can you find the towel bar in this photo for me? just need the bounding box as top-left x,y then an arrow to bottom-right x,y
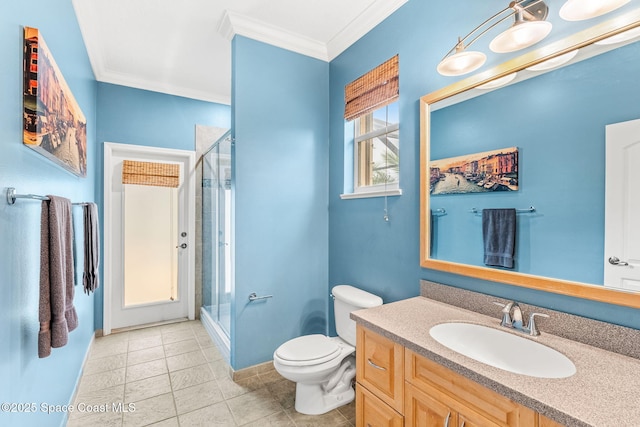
469,206 -> 535,214
6,187 -> 89,206
248,293 -> 273,302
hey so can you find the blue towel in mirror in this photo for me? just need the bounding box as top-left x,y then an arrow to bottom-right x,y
482,208 -> 516,269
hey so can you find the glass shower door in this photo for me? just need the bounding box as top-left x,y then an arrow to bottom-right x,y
202,131 -> 232,340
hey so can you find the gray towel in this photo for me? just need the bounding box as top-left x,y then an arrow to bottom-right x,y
482,208 -> 516,269
82,203 -> 100,295
39,195 -> 78,358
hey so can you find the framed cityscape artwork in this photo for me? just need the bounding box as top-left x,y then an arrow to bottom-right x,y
430,146 -> 518,195
23,26 -> 87,177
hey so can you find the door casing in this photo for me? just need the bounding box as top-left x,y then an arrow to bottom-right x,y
103,142 -> 196,335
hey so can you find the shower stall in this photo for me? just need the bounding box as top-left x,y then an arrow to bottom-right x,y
201,130 -> 233,361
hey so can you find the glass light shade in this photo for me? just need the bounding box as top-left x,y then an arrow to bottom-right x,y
526,49 -> 579,71
476,73 -> 517,90
595,26 -> 640,45
437,50 -> 487,76
490,21 -> 553,53
559,0 -> 630,21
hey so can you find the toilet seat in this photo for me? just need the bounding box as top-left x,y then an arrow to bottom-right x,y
275,334 -> 342,367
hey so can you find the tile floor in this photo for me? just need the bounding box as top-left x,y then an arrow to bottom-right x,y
68,320 -> 355,427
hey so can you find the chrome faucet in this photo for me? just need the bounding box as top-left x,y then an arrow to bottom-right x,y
493,301 -> 549,336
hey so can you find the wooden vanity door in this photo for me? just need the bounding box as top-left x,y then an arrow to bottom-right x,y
357,383 -> 403,427
405,382 -> 456,427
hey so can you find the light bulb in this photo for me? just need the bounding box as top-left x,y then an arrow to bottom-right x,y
490,21 -> 553,53
476,73 -> 517,90
437,50 -> 486,76
595,26 -> 640,45
560,0 -> 630,21
526,49 -> 579,71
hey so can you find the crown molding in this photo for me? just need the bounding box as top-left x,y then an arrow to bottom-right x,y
219,0 -> 407,62
97,69 -> 232,105
326,0 -> 408,60
219,10 -> 329,61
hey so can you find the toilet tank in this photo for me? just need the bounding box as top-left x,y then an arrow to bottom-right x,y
332,285 -> 383,346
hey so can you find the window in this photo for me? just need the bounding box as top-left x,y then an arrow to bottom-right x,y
342,55 -> 400,199
354,102 -> 399,193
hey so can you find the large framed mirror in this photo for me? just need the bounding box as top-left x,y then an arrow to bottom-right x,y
420,8 -> 640,309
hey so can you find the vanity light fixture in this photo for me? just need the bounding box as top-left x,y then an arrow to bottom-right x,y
559,0 -> 630,22
437,0 -> 551,76
526,49 -> 579,71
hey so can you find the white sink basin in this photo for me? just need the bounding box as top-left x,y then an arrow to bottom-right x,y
429,322 -> 576,378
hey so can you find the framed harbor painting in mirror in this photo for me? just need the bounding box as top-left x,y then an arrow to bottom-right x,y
431,147 -> 518,196
23,26 -> 87,177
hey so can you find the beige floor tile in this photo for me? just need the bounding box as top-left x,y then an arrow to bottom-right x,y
82,353 -> 127,376
127,345 -> 165,366
241,411 -> 295,426
128,335 -> 163,352
172,380 -> 225,415
195,332 -> 214,347
161,329 -> 195,345
127,327 -> 162,341
166,349 -> 207,372
66,409 -> 123,427
170,363 -> 215,391
178,401 -> 237,427
286,406 -> 351,427
209,359 -> 231,380
124,374 -> 171,403
226,388 -> 281,426
201,345 -> 224,362
146,417 -> 179,427
125,359 -> 168,383
163,338 -> 201,357
122,392 -> 176,427
76,320 -> 363,427
71,384 -> 125,420
338,400 -> 356,424
78,368 -> 126,394
90,340 -> 129,359
217,375 -> 264,400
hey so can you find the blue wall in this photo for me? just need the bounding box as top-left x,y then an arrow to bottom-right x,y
94,82 -> 230,329
232,36 -> 329,369
328,0 -> 640,331
0,1 -> 97,426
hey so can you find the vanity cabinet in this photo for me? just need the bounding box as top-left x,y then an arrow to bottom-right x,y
356,325 -> 563,427
405,349 -> 536,426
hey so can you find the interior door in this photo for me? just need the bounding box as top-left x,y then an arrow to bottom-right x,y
604,118 -> 640,291
104,143 -> 195,333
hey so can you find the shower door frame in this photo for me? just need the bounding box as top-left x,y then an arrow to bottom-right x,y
201,132 -> 233,351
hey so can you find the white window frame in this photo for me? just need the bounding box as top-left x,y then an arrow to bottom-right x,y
341,104 -> 401,200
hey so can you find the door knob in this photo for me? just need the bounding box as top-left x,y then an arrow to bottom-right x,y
608,256 -> 629,266
176,243 -> 187,249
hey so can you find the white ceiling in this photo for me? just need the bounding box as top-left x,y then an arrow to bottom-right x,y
72,0 -> 407,105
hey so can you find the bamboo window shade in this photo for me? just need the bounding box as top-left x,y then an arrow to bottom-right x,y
122,160 -> 180,188
344,54 -> 399,122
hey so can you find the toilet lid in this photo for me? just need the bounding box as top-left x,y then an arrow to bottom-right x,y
275,334 -> 341,365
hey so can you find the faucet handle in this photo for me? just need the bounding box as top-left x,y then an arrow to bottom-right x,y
527,312 -> 550,336
493,301 -> 514,327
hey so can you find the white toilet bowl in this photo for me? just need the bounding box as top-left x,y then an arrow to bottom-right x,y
272,285 -> 383,415
273,334 -> 355,415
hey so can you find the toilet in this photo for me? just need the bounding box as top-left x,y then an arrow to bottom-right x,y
273,285 -> 383,415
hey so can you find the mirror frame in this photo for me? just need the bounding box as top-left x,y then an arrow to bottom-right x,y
420,8 -> 640,309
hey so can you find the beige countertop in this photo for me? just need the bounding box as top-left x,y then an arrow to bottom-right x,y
352,296 -> 640,427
